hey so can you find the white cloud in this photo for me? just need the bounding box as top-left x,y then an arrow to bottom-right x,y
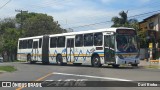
48,7 -> 116,29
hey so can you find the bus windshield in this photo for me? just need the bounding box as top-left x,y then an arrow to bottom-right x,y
116,35 -> 138,52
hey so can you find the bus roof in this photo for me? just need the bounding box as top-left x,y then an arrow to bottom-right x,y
49,27 -> 134,37
18,27 -> 134,40
19,35 -> 43,40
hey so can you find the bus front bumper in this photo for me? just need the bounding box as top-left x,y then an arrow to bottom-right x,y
116,58 -> 140,65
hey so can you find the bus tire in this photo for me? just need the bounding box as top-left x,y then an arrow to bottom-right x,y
27,54 -> 31,62
131,64 -> 138,67
27,55 -> 35,64
92,55 -> 102,67
42,61 -> 49,65
56,55 -> 66,66
30,61 -> 37,64
112,64 -> 120,68
73,63 -> 82,66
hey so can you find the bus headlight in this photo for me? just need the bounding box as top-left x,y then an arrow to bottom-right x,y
117,54 -> 124,59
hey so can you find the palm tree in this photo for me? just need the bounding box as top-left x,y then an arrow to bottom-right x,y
111,11 -> 128,27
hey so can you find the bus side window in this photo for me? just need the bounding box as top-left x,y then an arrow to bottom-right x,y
33,41 -> 38,49
75,34 -> 83,47
84,33 -> 93,46
50,37 -> 57,48
28,39 -> 33,49
104,36 -> 109,47
57,36 -> 65,47
23,40 -> 27,49
94,33 -> 102,46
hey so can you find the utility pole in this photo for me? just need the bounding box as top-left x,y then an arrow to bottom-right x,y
15,10 -> 28,35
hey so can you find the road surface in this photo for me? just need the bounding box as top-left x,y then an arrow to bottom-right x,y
0,62 -> 160,90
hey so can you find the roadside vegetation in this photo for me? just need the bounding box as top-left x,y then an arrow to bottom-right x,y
13,60 -> 26,62
0,12 -> 66,62
0,66 -> 17,72
144,65 -> 160,69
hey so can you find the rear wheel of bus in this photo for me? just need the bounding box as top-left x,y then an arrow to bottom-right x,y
91,55 -> 102,67
27,55 -> 36,64
56,55 -> 66,66
73,63 -> 82,66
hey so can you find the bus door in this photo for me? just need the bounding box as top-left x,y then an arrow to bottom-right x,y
32,39 -> 39,61
104,33 -> 115,63
66,37 -> 74,63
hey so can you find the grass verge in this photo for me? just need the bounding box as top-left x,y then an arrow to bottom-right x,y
0,66 -> 17,72
13,60 -> 26,62
144,65 -> 160,69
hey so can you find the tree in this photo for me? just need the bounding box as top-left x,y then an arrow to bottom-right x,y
0,18 -> 15,34
0,12 -> 66,62
111,11 -> 128,27
0,18 -> 20,61
16,12 -> 66,37
137,29 -> 147,48
2,28 -> 20,61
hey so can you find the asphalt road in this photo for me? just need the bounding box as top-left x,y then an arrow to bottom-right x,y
0,62 -> 160,90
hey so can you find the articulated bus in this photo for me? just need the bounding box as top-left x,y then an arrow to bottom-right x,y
17,27 -> 140,67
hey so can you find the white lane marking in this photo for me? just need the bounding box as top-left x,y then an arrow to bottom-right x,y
52,72 -> 132,81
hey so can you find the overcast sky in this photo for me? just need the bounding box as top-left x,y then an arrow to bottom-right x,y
0,0 -> 159,31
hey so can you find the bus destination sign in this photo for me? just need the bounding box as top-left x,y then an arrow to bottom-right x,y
116,29 -> 136,35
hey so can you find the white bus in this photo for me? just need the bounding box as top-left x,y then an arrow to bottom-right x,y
17,27 -> 140,67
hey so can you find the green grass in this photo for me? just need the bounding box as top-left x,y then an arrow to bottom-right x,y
144,65 -> 160,69
13,60 -> 26,62
0,66 -> 17,72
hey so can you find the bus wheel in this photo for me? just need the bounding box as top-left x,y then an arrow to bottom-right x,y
112,64 -> 120,68
92,56 -> 102,67
42,61 -> 49,65
56,55 -> 65,66
131,64 -> 138,67
27,55 -> 34,64
73,63 -> 82,66
27,55 -> 31,62
28,56 -> 36,64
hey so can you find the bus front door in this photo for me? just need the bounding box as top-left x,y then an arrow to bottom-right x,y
32,40 -> 39,61
104,35 -> 115,63
66,38 -> 74,63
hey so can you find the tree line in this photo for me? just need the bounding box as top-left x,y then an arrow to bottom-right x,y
0,12 -> 66,62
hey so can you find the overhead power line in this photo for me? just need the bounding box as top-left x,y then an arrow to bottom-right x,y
128,9 -> 160,18
65,21 -> 112,29
65,9 -> 160,29
0,0 -> 12,10
31,0 -> 72,8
